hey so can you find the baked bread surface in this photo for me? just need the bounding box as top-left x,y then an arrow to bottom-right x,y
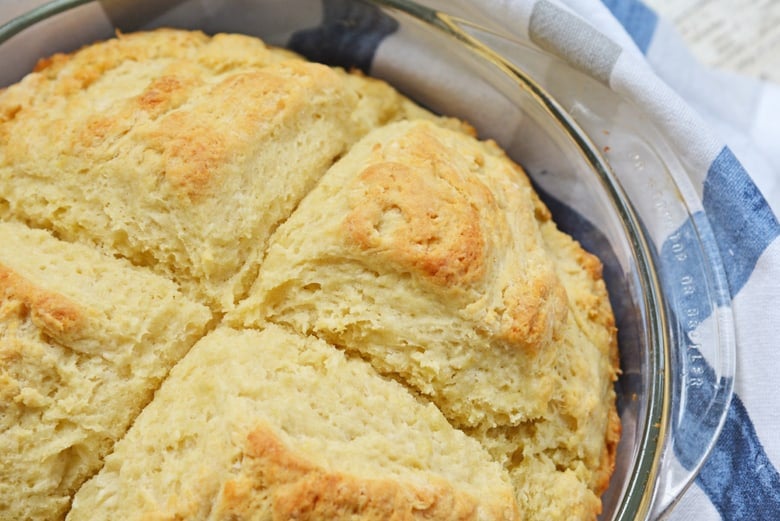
232,119 -> 620,518
68,326 -> 519,521
0,29 -> 429,311
0,221 -> 211,521
0,29 -> 619,521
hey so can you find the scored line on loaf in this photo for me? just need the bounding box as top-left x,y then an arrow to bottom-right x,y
67,326 -> 520,521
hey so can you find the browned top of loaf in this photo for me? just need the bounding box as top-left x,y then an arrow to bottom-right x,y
0,29 -> 435,311
342,123 -> 569,352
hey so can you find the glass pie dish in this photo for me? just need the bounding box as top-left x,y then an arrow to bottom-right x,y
0,1 -> 736,519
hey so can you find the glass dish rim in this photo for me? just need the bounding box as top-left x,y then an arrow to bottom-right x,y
0,1 -> 678,519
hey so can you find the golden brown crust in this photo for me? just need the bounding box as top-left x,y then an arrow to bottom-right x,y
0,29 -> 376,311
345,159 -> 487,288
344,128 -> 492,290
217,424 -> 483,521
340,122 -> 568,354
594,404 -> 622,497
0,264 -> 85,340
32,29 -> 211,80
498,266 -> 569,352
343,126 -> 494,290
72,59 -> 344,203
140,61 -> 343,202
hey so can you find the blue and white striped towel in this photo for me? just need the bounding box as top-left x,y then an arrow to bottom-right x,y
1,0 -> 777,519
550,2 -> 780,519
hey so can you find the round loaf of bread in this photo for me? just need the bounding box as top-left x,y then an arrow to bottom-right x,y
0,29 -> 620,521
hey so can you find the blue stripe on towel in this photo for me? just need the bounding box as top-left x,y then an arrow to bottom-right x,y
696,395 -> 780,520
702,147 -> 780,295
600,0 -> 658,53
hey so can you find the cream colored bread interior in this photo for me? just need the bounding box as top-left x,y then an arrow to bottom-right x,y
0,221 -> 211,521
68,326 -> 519,521
0,28 -> 620,521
